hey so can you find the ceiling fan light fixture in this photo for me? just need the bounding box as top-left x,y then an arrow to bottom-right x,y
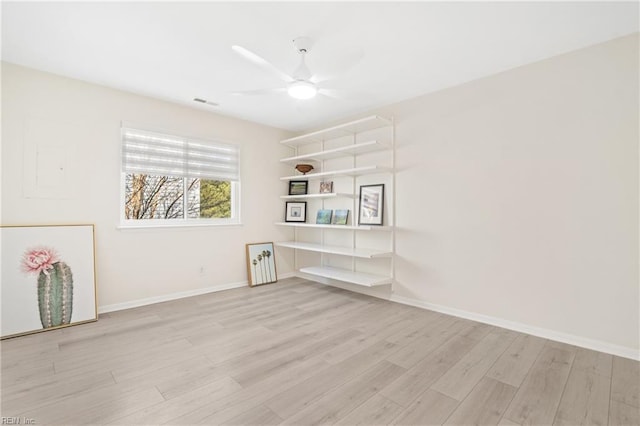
288,80 -> 317,100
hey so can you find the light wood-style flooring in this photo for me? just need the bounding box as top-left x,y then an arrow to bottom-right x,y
1,277 -> 639,425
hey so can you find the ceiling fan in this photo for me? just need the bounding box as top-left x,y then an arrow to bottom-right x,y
231,37 -> 336,100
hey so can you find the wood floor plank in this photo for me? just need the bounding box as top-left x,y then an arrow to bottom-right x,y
230,328 -> 361,387
1,370 -> 116,415
106,377 -> 242,425
109,342 -> 205,383
486,333 -> 546,388
203,326 -> 310,365
392,389 -> 459,425
185,323 -> 270,347
0,361 -> 55,389
132,355 -> 221,401
381,335 -> 478,407
572,347 -> 613,378
263,297 -> 356,331
444,377 -> 517,426
498,417 -> 521,426
431,329 -> 517,400
553,368 -> 610,426
166,355 -> 331,425
53,337 -> 195,375
19,383 -> 164,424
386,315 -> 463,369
608,400 -> 640,426
221,404 -> 283,426
503,346 -> 575,425
611,355 -> 640,408
458,320 -> 495,342
335,394 -> 405,425
282,361 -> 406,425
265,340 -> 400,419
319,326 -> 403,365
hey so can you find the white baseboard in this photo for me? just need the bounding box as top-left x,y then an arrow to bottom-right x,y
98,272 -> 296,314
98,281 -> 246,313
390,294 -> 640,361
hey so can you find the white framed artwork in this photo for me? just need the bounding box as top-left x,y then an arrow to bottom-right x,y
1,224 -> 98,338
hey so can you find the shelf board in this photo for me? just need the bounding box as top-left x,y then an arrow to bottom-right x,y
280,115 -> 392,147
275,241 -> 392,258
280,165 -> 391,181
280,193 -> 354,200
280,140 -> 389,164
275,222 -> 392,231
299,266 -> 392,287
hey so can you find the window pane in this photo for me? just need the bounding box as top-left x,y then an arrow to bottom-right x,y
124,173 -> 184,219
187,179 -> 231,219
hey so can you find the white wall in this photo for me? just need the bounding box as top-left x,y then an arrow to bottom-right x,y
368,33 -> 637,357
2,33 -> 638,358
1,62 -> 295,309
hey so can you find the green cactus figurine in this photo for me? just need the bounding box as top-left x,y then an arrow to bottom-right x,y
22,248 -> 74,329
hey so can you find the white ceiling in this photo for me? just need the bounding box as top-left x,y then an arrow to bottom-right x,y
2,2 -> 638,131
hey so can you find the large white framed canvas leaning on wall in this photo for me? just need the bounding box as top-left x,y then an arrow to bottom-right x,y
1,224 -> 98,338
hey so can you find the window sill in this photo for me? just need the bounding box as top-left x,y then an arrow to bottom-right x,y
117,221 -> 243,230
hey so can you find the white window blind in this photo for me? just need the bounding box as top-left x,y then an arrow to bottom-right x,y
122,128 -> 239,181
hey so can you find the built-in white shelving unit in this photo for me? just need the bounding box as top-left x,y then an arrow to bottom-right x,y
299,266 -> 392,287
280,165 -> 391,181
274,242 -> 392,258
275,115 -> 395,289
280,115 -> 392,146
274,222 -> 391,231
280,193 -> 354,200
280,140 -> 389,164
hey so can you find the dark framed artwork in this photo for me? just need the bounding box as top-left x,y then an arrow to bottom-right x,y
285,201 -> 307,222
288,180 -> 308,196
246,242 -> 277,286
358,184 -> 385,225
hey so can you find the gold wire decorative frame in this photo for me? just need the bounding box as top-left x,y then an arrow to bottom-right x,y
1,224 -> 98,339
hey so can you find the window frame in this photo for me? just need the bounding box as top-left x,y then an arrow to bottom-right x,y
119,126 -> 242,229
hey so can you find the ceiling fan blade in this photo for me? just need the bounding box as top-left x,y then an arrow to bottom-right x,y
310,48 -> 365,84
232,45 -> 294,83
231,88 -> 286,96
318,88 -> 346,99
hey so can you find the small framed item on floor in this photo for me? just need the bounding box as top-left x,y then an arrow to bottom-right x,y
246,242 -> 277,286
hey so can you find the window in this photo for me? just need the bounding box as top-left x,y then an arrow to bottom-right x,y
121,127 -> 240,226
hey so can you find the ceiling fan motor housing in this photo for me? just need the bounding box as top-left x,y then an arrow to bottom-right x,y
293,36 -> 313,53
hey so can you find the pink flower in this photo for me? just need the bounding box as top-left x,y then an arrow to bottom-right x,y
21,247 -> 59,275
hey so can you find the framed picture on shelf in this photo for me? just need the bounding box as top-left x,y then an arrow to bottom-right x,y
332,209 -> 349,225
245,242 -> 277,286
358,184 -> 385,225
288,180 -> 308,196
319,181 -> 333,194
285,201 -> 307,222
316,209 -> 333,225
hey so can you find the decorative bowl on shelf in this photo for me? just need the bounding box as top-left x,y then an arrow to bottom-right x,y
295,164 -> 314,175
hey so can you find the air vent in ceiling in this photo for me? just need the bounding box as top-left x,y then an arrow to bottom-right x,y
193,97 -> 219,107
